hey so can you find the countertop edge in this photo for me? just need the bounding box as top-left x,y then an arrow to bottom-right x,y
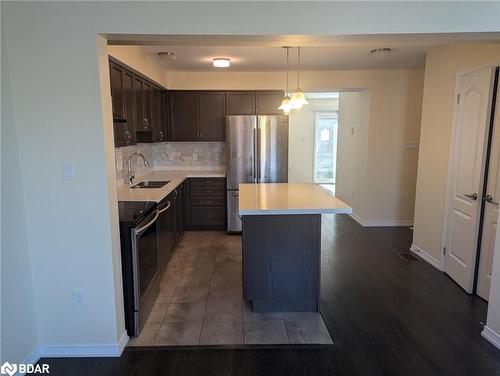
239,208 -> 353,216
117,169 -> 226,203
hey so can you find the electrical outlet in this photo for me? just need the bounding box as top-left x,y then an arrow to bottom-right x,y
72,289 -> 84,306
192,152 -> 198,161
62,162 -> 75,181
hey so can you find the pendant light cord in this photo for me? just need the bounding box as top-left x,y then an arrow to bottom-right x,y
296,46 -> 301,89
286,47 -> 290,96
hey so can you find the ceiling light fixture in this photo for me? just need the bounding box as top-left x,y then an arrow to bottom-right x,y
158,51 -> 178,61
290,46 -> 308,109
213,57 -> 231,68
278,47 -> 293,114
370,48 -> 394,57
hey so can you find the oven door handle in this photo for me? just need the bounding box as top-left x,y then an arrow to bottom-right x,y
158,201 -> 171,214
134,210 -> 160,236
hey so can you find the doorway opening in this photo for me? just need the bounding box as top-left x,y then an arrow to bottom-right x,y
314,111 -> 339,192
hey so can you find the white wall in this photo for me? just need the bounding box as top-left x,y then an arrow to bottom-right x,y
107,46 -> 168,87
413,44 -> 500,264
289,98 -> 338,183
2,0 -> 499,364
336,91 -> 370,220
1,47 -> 39,364
168,69 -> 424,224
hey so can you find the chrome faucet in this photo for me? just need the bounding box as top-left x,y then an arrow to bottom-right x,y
127,152 -> 150,185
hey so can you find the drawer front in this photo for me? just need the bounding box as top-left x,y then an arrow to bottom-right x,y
190,207 -> 225,225
190,178 -> 225,190
190,186 -> 225,198
191,196 -> 225,207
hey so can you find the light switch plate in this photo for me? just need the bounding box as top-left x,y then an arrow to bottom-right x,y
62,162 -> 75,181
406,142 -> 419,150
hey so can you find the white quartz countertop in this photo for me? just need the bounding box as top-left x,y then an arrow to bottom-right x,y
117,168 -> 226,202
239,183 -> 352,215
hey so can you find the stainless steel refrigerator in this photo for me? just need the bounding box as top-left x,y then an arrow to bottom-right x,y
226,115 -> 289,232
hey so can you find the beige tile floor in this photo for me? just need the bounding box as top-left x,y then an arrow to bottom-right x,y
127,231 -> 333,346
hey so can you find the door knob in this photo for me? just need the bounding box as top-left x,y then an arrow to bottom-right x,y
485,194 -> 499,206
464,193 -> 478,201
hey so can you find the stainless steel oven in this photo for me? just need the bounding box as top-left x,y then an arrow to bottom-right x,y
131,208 -> 160,335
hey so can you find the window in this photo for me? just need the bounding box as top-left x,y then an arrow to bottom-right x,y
314,112 -> 338,184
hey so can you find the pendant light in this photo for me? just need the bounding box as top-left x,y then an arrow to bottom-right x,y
278,46 -> 293,114
290,46 -> 308,109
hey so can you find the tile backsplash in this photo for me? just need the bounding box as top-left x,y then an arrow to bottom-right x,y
153,142 -> 226,168
115,142 -> 226,185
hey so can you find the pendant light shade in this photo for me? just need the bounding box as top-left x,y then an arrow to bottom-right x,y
290,46 -> 308,109
279,46 -> 293,114
290,90 -> 308,109
278,95 -> 292,114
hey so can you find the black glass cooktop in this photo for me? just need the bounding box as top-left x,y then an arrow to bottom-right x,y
118,201 -> 157,225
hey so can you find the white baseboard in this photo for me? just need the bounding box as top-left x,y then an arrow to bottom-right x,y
410,244 -> 442,270
349,213 -> 413,227
482,326 -> 500,350
349,212 -> 365,226
117,331 -> 129,355
36,331 -> 129,358
16,347 -> 42,375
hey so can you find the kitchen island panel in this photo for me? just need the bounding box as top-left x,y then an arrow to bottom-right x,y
243,214 -> 321,313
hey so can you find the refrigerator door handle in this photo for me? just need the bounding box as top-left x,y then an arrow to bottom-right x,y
257,127 -> 261,182
252,128 -> 258,183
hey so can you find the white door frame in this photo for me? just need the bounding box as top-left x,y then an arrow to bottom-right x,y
441,62 -> 499,275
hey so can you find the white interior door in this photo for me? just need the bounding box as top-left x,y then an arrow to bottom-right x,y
445,67 -> 494,293
477,76 -> 500,300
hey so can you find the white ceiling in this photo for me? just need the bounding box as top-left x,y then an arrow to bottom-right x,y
143,45 -> 428,71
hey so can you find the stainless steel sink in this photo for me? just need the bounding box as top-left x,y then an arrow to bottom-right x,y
131,180 -> 170,189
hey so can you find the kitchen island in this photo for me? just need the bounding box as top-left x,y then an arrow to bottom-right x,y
239,183 -> 352,312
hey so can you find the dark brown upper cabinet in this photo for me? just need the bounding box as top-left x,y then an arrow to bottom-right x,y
255,91 -> 284,115
121,70 -> 137,146
169,91 -> 199,141
109,62 -> 124,120
150,86 -> 161,142
169,91 -> 226,142
198,92 -> 226,141
226,91 -> 255,115
133,77 -> 146,132
155,91 -> 168,143
109,62 -> 137,147
142,81 -> 152,132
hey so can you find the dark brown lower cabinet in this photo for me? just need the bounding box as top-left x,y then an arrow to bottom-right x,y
184,178 -> 226,230
173,183 -> 185,241
157,196 -> 175,274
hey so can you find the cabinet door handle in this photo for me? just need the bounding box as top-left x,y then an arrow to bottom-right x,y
159,130 -> 164,141
206,200 -> 213,204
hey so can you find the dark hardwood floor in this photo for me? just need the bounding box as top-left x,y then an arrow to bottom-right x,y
34,215 -> 500,376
